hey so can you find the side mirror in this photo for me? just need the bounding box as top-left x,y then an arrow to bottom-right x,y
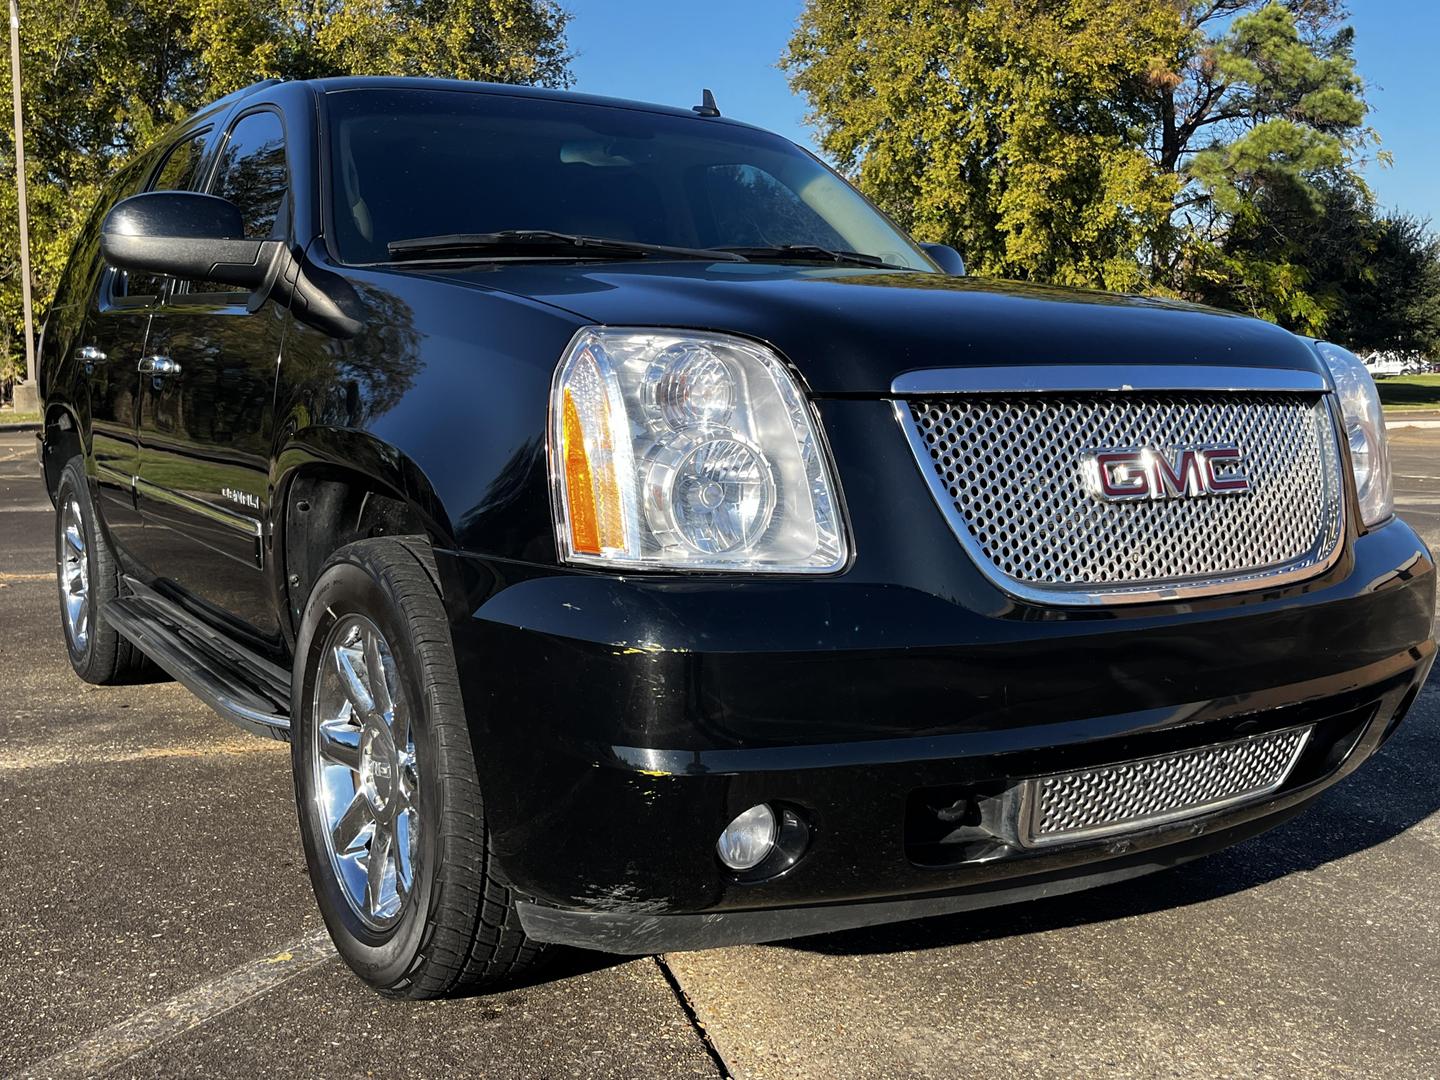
100,192 -> 285,293
920,242 -> 966,276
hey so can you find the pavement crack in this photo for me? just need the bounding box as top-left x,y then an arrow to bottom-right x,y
654,954 -> 735,1079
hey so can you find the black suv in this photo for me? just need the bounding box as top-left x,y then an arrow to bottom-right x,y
37,77 -> 1436,998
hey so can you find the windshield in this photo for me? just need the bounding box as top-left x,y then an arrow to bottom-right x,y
324,88 -> 934,270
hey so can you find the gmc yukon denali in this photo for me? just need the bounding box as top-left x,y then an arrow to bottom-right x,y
37,77 -> 1436,999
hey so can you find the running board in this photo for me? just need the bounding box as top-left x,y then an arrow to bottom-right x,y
102,576 -> 291,740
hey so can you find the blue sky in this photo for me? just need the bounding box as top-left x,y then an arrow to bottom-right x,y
567,0 -> 1439,225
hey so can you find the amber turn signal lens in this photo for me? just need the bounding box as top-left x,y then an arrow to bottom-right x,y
559,380 -> 629,556
561,389 -> 601,554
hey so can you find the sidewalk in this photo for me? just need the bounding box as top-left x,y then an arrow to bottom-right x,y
0,408 -> 40,432
1385,409 -> 1440,429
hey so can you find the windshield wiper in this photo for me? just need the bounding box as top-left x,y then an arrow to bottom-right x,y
387,230 -> 747,263
709,244 -> 911,269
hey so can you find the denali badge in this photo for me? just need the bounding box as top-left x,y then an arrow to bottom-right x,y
1083,446 -> 1250,501
221,487 -> 261,511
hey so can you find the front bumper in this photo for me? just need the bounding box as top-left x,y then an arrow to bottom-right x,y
515,802 -> 1313,953
434,515 -> 1435,953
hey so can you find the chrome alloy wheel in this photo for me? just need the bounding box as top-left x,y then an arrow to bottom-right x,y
312,615 -> 419,929
60,496 -> 90,651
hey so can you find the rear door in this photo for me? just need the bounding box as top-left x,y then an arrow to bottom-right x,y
80,144 -> 195,548
130,108 -> 291,642
85,263 -> 152,547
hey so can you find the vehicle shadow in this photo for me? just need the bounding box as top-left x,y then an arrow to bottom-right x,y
780,675 -> 1439,958
443,943 -> 634,1001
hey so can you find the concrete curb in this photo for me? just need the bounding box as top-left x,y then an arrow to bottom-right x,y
1382,409 -> 1440,421
0,422 -> 40,433
1386,417 -> 1440,431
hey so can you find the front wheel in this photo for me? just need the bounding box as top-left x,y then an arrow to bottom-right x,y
291,538 -> 542,998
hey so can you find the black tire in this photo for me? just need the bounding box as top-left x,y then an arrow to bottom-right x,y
55,457 -> 148,684
291,537 -> 543,998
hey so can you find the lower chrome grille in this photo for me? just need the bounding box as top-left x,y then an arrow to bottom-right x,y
1020,726 -> 1311,847
898,390 -> 1345,604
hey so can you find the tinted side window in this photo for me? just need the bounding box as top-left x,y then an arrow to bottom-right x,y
119,130 -> 213,301
65,160 -> 145,313
212,111 -> 288,239
153,129 -> 210,191
175,111 -> 289,299
103,150 -> 167,307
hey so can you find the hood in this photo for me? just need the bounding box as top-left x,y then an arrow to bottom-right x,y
425,261 -> 1325,395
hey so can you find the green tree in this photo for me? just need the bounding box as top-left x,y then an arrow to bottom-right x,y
191,0 -> 572,93
1186,173 -> 1440,353
784,0 -> 1380,332
784,0 -> 1188,293
1307,196 -> 1440,356
1159,1 -> 1378,328
1357,216 -> 1440,356
0,0 -> 570,382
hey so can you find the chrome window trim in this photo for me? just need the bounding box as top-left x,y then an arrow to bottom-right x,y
890,365 -> 1330,397
893,387 -> 1348,607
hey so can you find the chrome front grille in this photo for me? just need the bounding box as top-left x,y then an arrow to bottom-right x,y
1020,726 -> 1311,847
899,391 -> 1344,604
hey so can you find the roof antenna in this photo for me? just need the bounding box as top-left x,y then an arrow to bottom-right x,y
692,88 -> 720,118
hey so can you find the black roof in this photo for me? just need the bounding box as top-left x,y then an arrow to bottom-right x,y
165,76 -> 775,149
304,76 -> 764,131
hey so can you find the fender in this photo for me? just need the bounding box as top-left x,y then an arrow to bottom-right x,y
271,425 -> 454,645
36,296 -> 91,496
271,262 -> 584,574
39,401 -> 85,507
272,426 -> 454,546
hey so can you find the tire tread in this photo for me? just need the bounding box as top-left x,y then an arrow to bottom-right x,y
308,537 -> 541,999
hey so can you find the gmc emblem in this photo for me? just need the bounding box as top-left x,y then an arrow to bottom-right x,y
1083,446 -> 1251,501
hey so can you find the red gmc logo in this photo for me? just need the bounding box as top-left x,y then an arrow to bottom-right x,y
1083,446 -> 1251,501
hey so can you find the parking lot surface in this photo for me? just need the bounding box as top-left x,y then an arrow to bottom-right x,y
2,426 -> 1437,1079
1388,424 -> 1440,555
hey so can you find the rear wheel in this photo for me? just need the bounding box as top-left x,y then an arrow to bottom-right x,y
55,458 -> 147,684
291,537 -> 543,998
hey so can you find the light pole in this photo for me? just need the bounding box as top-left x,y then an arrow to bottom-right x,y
7,0 -> 36,411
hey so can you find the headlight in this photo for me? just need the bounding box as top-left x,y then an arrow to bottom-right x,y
549,328 -> 847,572
1315,341 -> 1393,527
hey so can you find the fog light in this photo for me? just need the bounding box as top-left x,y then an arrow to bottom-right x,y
716,803 -> 777,871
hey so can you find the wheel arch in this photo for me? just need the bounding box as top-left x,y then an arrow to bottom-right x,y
274,428 -> 455,640
41,400 -> 85,503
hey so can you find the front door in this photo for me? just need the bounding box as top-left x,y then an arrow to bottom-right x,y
130,108 -> 292,644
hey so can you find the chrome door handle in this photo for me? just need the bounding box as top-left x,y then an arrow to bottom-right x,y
76,345 -> 107,364
138,355 -> 181,376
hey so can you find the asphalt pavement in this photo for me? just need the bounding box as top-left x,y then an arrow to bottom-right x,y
1388,422 -> 1440,555
2,426 -> 1438,1079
